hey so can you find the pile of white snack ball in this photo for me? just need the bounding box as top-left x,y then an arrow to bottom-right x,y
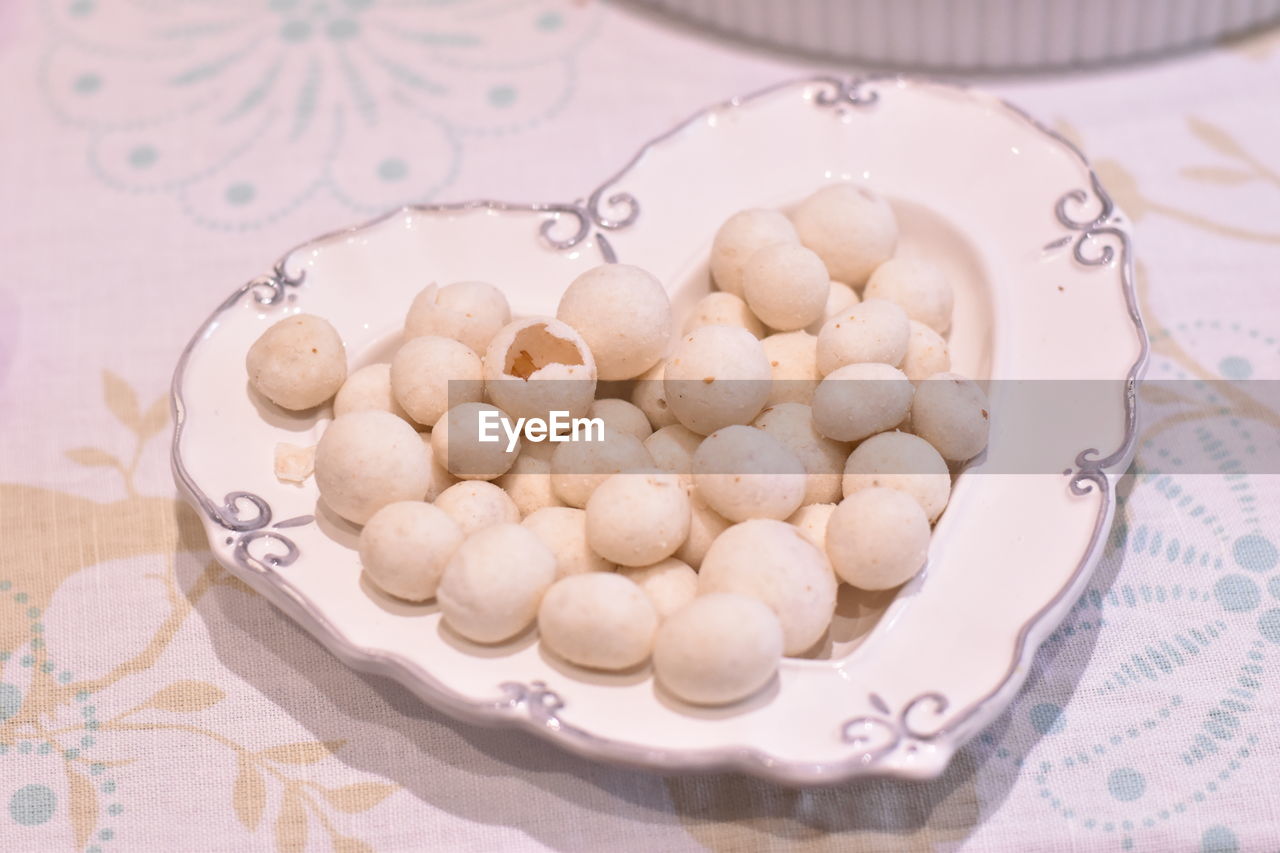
244,183 -> 989,708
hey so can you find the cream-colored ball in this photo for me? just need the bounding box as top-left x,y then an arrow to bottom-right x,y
787,502 -> 836,553
664,326 -> 771,435
653,593 -> 784,706
864,257 -> 954,335
741,243 -> 829,331
494,445 -> 562,516
557,264 -> 672,381
438,524 -> 556,643
710,208 -> 799,297
483,317 -> 597,421
674,489 -> 731,569
390,335 -> 483,427
761,331 -> 820,406
791,184 -> 897,285
643,424 -> 702,482
815,298 -> 910,376
549,428 -> 653,508
811,363 -> 914,443
588,398 -> 653,442
314,411 -> 430,524
827,488 -> 930,590
902,320 -> 951,383
404,281 -> 511,354
699,519 -> 837,655
522,506 -> 614,577
333,363 -> 411,423
753,402 -> 848,505
585,471 -> 691,567
419,433 -> 458,502
692,425 -> 806,522
358,502 -> 462,601
806,281 -> 860,335
910,372 -> 991,462
433,480 -> 520,537
246,314 -> 347,410
630,361 -> 679,430
537,573 -> 658,670
619,558 -> 697,621
430,402 -> 520,480
682,291 -> 766,339
843,431 -> 951,521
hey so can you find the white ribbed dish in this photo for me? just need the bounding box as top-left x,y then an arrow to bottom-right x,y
629,0 -> 1280,71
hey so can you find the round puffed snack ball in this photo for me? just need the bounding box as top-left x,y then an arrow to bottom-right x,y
843,431 -> 951,521
333,363 -> 411,423
557,264 -> 672,381
390,335 -> 483,427
761,331 -> 821,406
431,402 -> 520,480
863,257 -> 954,335
787,502 -> 836,554
815,298 -> 911,376
438,524 -> 556,644
664,325 -> 771,435
811,362 -> 914,443
808,280 -> 861,334
404,281 -> 511,355
753,403 -> 848,506
522,506 -> 614,578
699,519 -> 837,656
619,558 -> 697,621
910,372 -> 991,462
655,593 -> 783,706
675,489 -> 731,569
246,314 -> 347,410
494,446 -> 562,516
710,208 -> 799,298
901,320 -> 951,383
644,424 -> 702,482
791,184 -> 897,286
314,411 -> 430,524
827,488 -> 930,590
484,317 -> 597,421
549,428 -> 653,508
358,502 -> 463,601
630,361 -> 679,430
683,291 -> 765,339
588,398 -> 653,442
538,573 -> 658,670
741,243 -> 830,331
433,480 -> 520,537
586,471 -> 691,567
692,426 -> 806,522
419,433 -> 458,502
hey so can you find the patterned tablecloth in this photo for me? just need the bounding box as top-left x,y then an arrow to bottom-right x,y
2,2 -> 1279,850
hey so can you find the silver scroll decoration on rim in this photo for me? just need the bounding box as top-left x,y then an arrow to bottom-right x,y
841,692 -> 950,764
172,255 -> 315,574
1050,173 -> 1142,497
537,75 -> 880,257
812,75 -> 881,108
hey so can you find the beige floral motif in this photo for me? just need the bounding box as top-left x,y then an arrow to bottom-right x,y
1055,119 -> 1280,245
1,370 -> 396,852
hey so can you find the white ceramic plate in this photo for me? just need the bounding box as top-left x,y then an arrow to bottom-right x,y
172,76 -> 1147,784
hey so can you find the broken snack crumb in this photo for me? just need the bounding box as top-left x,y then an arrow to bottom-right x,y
275,442 -> 316,483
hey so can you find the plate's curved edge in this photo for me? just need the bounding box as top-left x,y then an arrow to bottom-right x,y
169,74 -> 1149,785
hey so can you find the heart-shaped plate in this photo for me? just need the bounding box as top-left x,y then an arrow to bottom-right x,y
172,76 -> 1147,783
